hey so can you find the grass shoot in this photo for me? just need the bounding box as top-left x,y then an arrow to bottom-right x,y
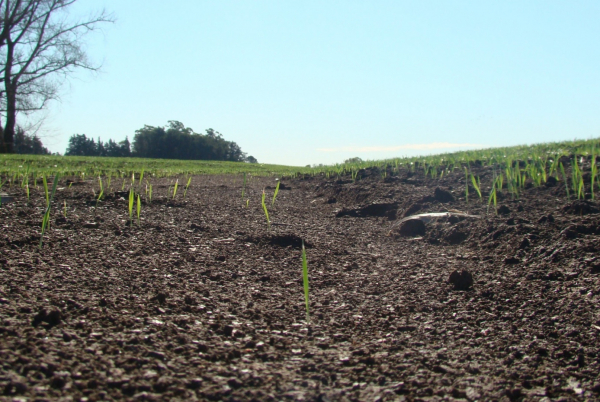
183,176 -> 192,198
261,189 -> 271,229
39,173 -> 60,248
128,187 -> 134,225
172,179 -> 179,199
470,173 -> 482,200
272,180 -> 280,206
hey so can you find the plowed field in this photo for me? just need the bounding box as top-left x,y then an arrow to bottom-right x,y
1,167 -> 599,401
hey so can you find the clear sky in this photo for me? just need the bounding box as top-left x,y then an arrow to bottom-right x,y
36,0 -> 600,166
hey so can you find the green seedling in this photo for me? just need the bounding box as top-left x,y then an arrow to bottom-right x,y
25,184 -> 30,202
40,173 -> 60,248
137,194 -> 141,226
139,168 -> 144,185
302,240 -> 310,324
121,178 -> 126,191
487,175 -> 501,214
21,165 -> 30,188
148,184 -> 153,202
272,180 -> 280,206
471,174 -> 482,200
172,179 -> 179,199
184,177 -> 192,198
246,199 -> 249,208
261,189 -> 270,228
128,187 -> 134,225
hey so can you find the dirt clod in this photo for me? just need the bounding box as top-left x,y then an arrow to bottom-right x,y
396,219 -> 426,237
448,270 -> 474,290
434,187 -> 454,203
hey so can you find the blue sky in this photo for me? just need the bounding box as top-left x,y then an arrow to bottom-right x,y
37,1 -> 600,166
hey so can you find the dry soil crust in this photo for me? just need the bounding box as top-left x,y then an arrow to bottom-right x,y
1,168 -> 600,401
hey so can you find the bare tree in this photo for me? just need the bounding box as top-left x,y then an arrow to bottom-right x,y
0,0 -> 113,153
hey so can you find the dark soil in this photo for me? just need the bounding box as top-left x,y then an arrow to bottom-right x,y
1,168 -> 600,401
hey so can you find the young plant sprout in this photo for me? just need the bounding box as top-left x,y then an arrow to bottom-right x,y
261,189 -> 270,229
470,174 -> 482,200
137,194 -> 141,226
40,173 -> 60,248
128,187 -> 134,225
183,177 -> 192,198
95,177 -> 104,211
272,180 -> 280,206
172,179 -> 179,199
302,240 -> 310,323
149,184 -> 153,202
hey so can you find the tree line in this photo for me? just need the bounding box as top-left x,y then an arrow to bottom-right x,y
65,121 -> 257,163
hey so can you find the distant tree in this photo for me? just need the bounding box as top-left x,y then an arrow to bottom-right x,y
245,155 -> 258,163
14,127 -> 50,154
96,137 -> 106,156
344,157 -> 363,164
105,137 -> 131,157
65,134 -> 131,157
65,134 -> 97,156
132,121 -> 248,162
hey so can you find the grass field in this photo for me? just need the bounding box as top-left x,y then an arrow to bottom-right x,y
1,137 -> 599,186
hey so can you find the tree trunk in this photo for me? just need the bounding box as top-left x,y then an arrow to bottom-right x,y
0,117 -> 5,153
3,87 -> 17,153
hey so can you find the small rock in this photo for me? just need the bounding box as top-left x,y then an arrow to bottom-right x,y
148,351 -> 166,360
223,325 -> 234,337
504,257 -> 520,264
155,292 -> 167,304
227,377 -> 244,389
448,270 -> 473,291
32,308 -> 62,327
187,378 -> 203,389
